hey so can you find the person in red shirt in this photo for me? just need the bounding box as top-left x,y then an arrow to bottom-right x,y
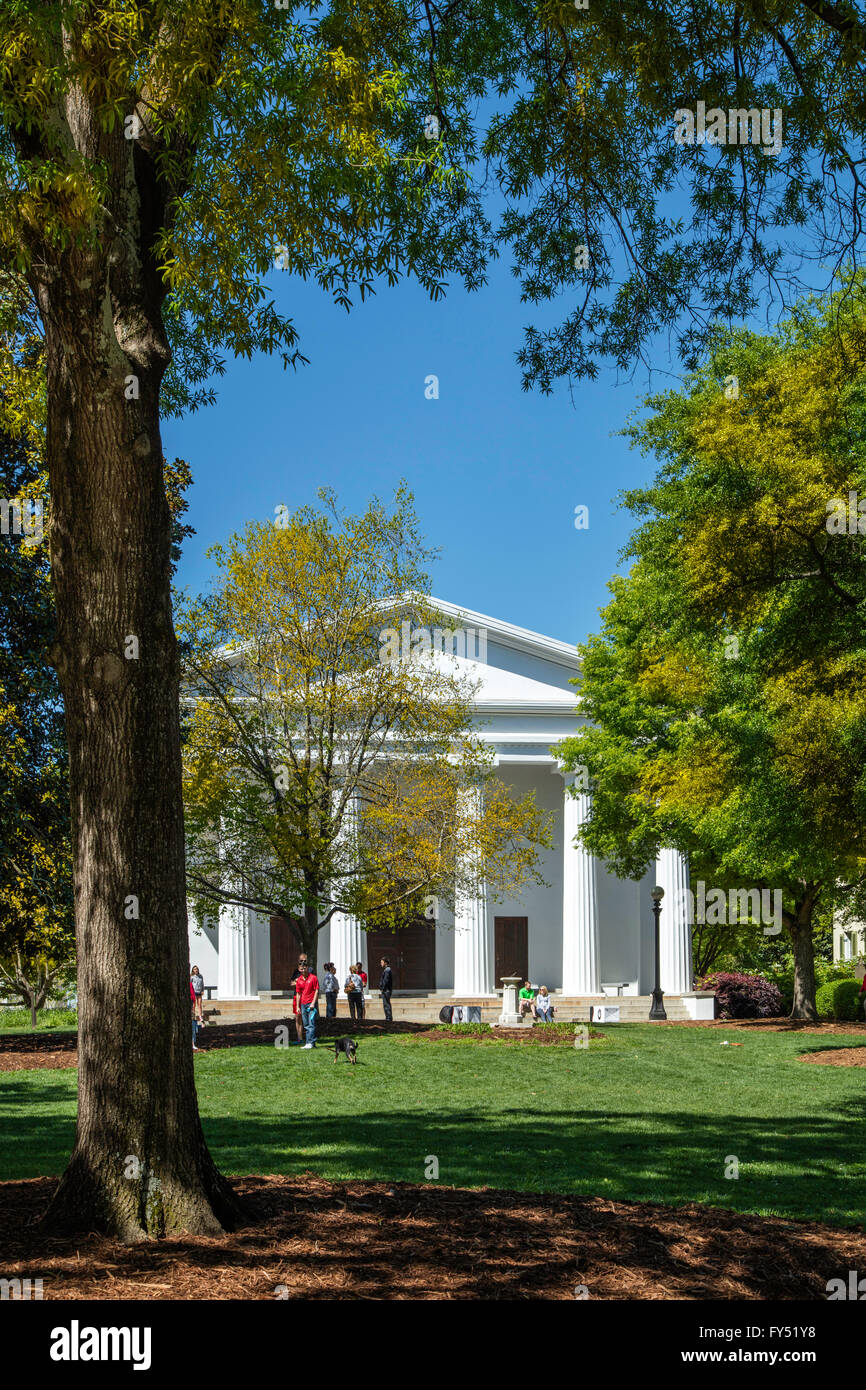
290,953 -> 308,1043
190,979 -> 203,1052
296,962 -> 320,1049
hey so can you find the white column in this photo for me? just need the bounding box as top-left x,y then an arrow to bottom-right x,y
217,901 -> 258,999
560,772 -> 602,995
453,786 -> 494,995
330,789 -> 365,979
655,847 -> 693,993
331,911 -> 365,981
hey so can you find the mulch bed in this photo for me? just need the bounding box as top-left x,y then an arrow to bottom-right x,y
0,1019 -> 426,1071
800,1047 -> 866,1066
5,1016 -> 864,1071
411,1026 -> 606,1044
1,1174 -> 863,1300
0,1030 -> 78,1072
659,1018 -> 866,1034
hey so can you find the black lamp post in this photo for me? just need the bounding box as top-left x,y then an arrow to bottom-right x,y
649,885 -> 667,1021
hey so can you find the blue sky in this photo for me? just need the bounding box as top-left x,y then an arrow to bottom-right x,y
164,257 -> 677,649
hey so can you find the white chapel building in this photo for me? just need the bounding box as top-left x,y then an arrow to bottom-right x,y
187,597 -> 704,1011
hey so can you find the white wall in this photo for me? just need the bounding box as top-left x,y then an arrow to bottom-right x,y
187,910 -> 219,991
488,764 -> 563,989
597,870 -> 642,990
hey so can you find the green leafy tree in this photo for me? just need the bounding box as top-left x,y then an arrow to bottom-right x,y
3,0 -> 866,1237
180,490 -> 552,966
557,278 -> 866,1020
0,418 -> 74,1027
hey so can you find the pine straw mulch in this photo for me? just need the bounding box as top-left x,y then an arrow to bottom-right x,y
1,1173 -> 864,1300
800,1047 -> 866,1066
0,1018 -> 605,1068
0,1018 -> 424,1072
659,1017 -> 866,1034
0,1030 -> 78,1072
4,1016 -> 865,1072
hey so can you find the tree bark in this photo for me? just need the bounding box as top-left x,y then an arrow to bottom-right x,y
788,908 -> 818,1022
30,149 -> 244,1241
303,901 -> 320,972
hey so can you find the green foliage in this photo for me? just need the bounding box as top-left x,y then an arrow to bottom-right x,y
0,421 -> 73,994
179,487 -> 552,950
0,1005 -> 77,1031
556,276 -> 866,1015
3,1 -> 866,392
815,978 -> 863,1020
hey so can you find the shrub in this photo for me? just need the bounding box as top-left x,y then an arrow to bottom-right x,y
438,1022 -> 491,1036
815,979 -> 863,1021
699,971 -> 783,1019
768,961 -> 859,1016
0,1005 -> 78,1031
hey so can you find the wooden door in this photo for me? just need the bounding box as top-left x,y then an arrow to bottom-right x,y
494,916 -> 529,988
365,918 -> 436,989
269,916 -> 301,990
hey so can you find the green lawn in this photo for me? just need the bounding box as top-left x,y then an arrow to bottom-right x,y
2,1024 -> 864,1227
0,1008 -> 78,1030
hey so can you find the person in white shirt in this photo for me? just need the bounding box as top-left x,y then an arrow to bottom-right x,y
345,968 -> 364,1023
533,986 -> 554,1023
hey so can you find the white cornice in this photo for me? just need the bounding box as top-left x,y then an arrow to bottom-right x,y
385,594 -> 581,672
217,592 -> 583,674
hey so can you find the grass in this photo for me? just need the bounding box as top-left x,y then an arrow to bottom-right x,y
1,1023 -> 864,1227
0,1007 -> 78,1031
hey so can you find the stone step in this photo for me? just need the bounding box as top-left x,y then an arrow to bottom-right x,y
202,993 -> 697,1025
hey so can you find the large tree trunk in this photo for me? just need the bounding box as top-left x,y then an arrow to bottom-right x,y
34,210 -> 243,1240
788,902 -> 818,1023
302,901 -> 320,972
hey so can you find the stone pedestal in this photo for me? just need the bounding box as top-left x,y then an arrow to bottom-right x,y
497,974 -> 525,1026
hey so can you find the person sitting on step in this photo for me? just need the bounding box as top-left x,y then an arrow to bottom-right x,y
533,986 -> 554,1023
519,980 -> 536,1018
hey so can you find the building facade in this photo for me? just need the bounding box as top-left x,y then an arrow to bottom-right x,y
187,597 -> 698,1003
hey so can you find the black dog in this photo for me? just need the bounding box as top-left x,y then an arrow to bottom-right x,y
334,1036 -> 358,1065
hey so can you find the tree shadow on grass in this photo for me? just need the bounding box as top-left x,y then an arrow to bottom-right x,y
197,1104 -> 866,1228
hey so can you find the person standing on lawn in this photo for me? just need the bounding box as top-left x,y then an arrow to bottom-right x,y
191,979 -> 203,1052
322,962 -> 339,1019
355,962 -> 367,1021
379,956 -> 393,1023
345,965 -> 363,1023
297,961 -> 320,1049
190,965 -> 205,1023
859,972 -> 866,1022
290,953 -> 308,1043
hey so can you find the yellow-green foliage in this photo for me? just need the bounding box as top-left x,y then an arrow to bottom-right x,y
179,488 -> 552,939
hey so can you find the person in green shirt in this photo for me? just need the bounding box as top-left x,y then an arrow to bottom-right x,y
519,981 -> 536,1018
